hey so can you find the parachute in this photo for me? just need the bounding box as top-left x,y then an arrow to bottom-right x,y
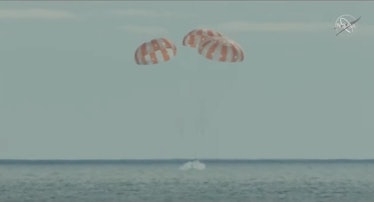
134,38 -> 177,65
198,36 -> 244,62
182,28 -> 223,48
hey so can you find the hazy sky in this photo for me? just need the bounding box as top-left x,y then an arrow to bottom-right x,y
1,1 -> 373,159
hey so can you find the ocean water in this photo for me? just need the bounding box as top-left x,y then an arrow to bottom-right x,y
1,160 -> 374,202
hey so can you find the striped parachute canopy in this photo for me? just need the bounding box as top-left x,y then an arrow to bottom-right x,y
134,38 -> 177,65
198,36 -> 244,62
182,28 -> 223,48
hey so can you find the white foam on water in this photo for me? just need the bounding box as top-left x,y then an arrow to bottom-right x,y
179,160 -> 206,171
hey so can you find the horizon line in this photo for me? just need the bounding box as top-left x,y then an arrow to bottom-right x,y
1,158 -> 374,162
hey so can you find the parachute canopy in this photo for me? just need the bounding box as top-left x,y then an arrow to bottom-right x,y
198,36 -> 244,62
182,28 -> 223,48
134,38 -> 177,65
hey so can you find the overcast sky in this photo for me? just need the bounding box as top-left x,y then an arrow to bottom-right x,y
0,1 -> 373,159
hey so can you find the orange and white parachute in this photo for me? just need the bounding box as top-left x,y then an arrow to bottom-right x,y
134,38 -> 177,65
198,36 -> 244,62
182,28 -> 223,48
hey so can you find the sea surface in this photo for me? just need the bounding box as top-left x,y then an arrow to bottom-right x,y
1,160 -> 374,202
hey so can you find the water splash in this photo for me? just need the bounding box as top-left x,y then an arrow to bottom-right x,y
179,160 -> 206,171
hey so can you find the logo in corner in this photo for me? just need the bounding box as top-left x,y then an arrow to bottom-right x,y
334,14 -> 361,36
